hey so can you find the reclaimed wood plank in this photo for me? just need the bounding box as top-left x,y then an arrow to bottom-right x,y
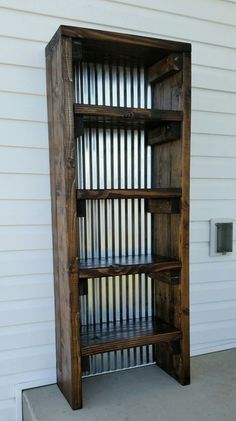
147,122 -> 181,146
46,35 -> 82,409
146,198 -> 181,214
77,188 -> 182,200
81,317 -> 181,356
46,26 -> 191,65
74,104 -> 183,130
79,255 -> 181,279
152,52 -> 191,386
148,53 -> 183,84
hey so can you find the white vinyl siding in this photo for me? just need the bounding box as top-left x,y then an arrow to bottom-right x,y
0,1 -> 236,419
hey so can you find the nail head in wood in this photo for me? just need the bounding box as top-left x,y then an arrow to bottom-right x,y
147,122 -> 181,146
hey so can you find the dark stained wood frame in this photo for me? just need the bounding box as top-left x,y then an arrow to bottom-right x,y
81,318 -> 182,356
46,35 -> 82,409
151,52 -> 191,385
79,255 -> 181,279
46,25 -> 191,410
77,188 -> 182,200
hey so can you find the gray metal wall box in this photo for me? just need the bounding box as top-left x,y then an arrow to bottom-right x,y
210,219 -> 234,256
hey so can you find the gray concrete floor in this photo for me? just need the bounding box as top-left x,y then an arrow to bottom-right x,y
23,349 -> 236,421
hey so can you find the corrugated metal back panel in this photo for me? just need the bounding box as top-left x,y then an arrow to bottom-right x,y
75,62 -> 154,375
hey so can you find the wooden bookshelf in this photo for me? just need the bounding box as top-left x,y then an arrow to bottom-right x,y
46,25 -> 191,410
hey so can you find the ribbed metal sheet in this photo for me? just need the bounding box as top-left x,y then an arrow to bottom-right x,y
74,62 -> 154,376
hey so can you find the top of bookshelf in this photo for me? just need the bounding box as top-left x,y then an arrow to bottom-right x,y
46,25 -> 191,67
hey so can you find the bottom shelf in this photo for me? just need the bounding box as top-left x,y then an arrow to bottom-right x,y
81,317 -> 181,356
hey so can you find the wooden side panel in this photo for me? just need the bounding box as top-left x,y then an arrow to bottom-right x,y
152,71 -> 183,111
179,51 -> 191,384
46,36 -> 82,408
152,53 -> 191,385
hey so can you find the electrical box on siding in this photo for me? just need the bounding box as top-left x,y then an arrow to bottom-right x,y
210,219 -> 234,256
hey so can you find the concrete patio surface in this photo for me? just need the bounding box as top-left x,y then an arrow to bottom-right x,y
23,349 -> 236,421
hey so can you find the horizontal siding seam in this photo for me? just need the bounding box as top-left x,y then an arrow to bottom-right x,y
0,198 -> 50,202
191,280 -> 236,285
191,317 -> 236,326
0,117 -> 47,124
191,156 -> 236,159
1,61 -> 236,78
0,145 -> 48,151
0,248 -> 52,253
105,0 -> 236,29
221,0 -> 236,4
191,196 -> 236,199
3,85 -> 236,98
0,224 -> 51,227
191,298 -> 236,306
193,109 -> 236,116
1,1 -> 236,33
0,89 -> 45,97
0,320 -> 55,329
2,110 -> 236,126
0,296 -> 54,304
0,273 -> 53,279
2,21 -> 236,52
1,342 -> 55,354
0,172 -> 49,176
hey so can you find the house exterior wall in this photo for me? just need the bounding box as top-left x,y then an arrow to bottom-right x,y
0,1 -> 236,419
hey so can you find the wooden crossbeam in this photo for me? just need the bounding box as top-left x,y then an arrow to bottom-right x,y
147,122 -> 181,146
148,53 -> 182,84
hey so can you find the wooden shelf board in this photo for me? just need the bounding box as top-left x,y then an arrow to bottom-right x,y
77,188 -> 182,200
74,104 -> 182,130
81,317 -> 181,356
79,254 -> 181,278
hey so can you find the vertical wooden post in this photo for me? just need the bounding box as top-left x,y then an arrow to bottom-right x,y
46,34 -> 82,408
152,51 -> 191,385
179,51 -> 191,384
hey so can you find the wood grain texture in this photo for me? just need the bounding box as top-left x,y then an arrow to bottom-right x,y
146,198 -> 181,214
150,270 -> 181,285
61,26 -> 191,51
77,188 -> 182,200
46,36 -> 82,409
74,104 -> 183,130
46,26 -> 191,65
81,317 -> 181,356
153,71 -> 183,111
46,26 -> 191,409
152,52 -> 191,385
148,53 -> 183,84
179,51 -> 191,384
79,255 -> 181,278
147,123 -> 181,146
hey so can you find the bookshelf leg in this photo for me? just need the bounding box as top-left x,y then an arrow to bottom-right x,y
154,280 -> 190,385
